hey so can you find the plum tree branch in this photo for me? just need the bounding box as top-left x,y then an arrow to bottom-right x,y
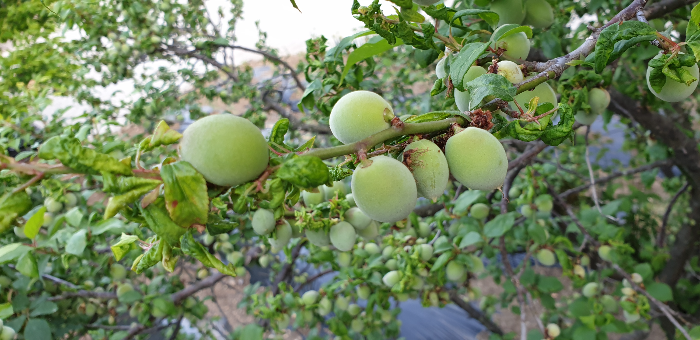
448,290 -> 504,335
657,182 -> 690,248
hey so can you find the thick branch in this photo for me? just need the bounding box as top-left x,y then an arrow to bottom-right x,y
223,44 -> 305,91
171,272 -> 226,304
644,0 -> 698,19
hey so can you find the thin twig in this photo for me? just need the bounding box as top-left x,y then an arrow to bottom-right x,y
657,182 -> 690,247
584,126 -> 604,215
559,160 -> 672,198
294,269 -> 334,293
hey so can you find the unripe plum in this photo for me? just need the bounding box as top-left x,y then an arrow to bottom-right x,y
621,287 -> 636,297
335,295 -> 349,310
404,139 -> 449,201
623,310 -> 641,323
277,314 -> 290,330
348,303 -> 362,316
446,261 -> 466,281
575,110 -> 598,125
110,263 -> 127,281
351,156 -> 417,222
116,283 -> 134,299
44,197 -> 63,213
497,61 -> 524,84
582,282 -> 599,298
197,268 -> 210,279
534,194 -> 553,212
382,245 -> 395,258
345,193 -> 356,207
364,242 -> 380,255
445,127 -> 508,191
269,220 -> 292,251
491,25 -> 531,60
329,91 -> 395,144
600,294 -> 618,313
510,82 -> 557,113
330,221 -> 356,251
536,249 -> 556,266
428,291 -> 440,306
470,203 -> 490,219
351,319 -> 365,333
524,0 -> 554,28
380,309 -> 392,323
345,207 -> 372,230
455,66 -> 488,112
491,0 -> 526,26
302,188 -> 324,206
226,251 -> 243,266
357,220 -> 379,240
419,244 -> 434,261
252,209 -> 276,235
546,323 -> 561,338
301,290 -> 319,306
65,193 -> 78,208
598,245 -> 613,261
646,53 -> 699,102
179,114 -> 269,187
323,181 -> 347,200
573,264 -> 585,278
42,213 -> 54,227
357,285 -> 371,300
1,326 -> 16,340
383,270 -> 402,287
589,88 -> 611,115
436,57 -> 447,79
337,252 -> 352,267
317,297 -> 332,316
385,259 -> 398,270
631,272 -> 643,284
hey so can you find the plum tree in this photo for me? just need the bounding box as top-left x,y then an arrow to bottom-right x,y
455,66 -> 488,112
179,114 -> 269,187
491,25 -> 531,60
490,0 -> 526,26
404,139 -> 449,201
351,156 -> 417,222
330,221 -> 357,251
445,127 -> 508,190
497,60 -> 525,84
646,53 -> 699,102
329,91 -> 395,144
524,0 -> 554,28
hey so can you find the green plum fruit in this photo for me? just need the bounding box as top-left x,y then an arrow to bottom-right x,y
357,220 -> 379,240
536,249 -> 556,266
385,259 -> 398,270
546,323 -> 561,338
317,297 -> 332,316
598,245 -> 613,261
524,0 -> 554,28
411,277 -> 425,290
301,290 -> 319,306
622,287 -> 636,296
269,220 -> 292,251
383,270 -> 402,287
491,25 -> 531,60
42,212 -> 54,227
364,242 -> 380,255
226,251 -> 243,265
345,207 -> 372,230
428,291 -> 440,306
380,309 -> 392,323
306,228 -> 331,247
330,221 -> 356,251
646,53 -> 699,102
85,303 -> 97,317
497,60 -> 524,84
582,282 -> 599,298
580,255 -> 590,267
351,156 -> 417,222
510,81 -> 557,114
357,285 -> 371,300
419,244 -> 433,261
337,252 -> 352,267
470,203 -> 490,219
455,66 -> 488,112
446,261 -> 466,282
623,310 -> 641,323
445,127 -> 508,191
345,193 -> 356,207
348,303 -> 361,316
302,188 -> 324,206
44,197 -> 63,213
252,209 -> 276,235
335,295 -> 349,310
600,295 -> 618,313
323,181 -> 347,200
0,326 -> 15,340
351,319 -> 364,333
436,57 -> 447,79
417,222 -> 431,237
64,193 -> 78,208
116,283 -> 134,299
179,114 -> 269,187
197,268 -> 210,278
404,139 -> 449,201
110,263 -> 127,281
258,255 -> 270,268
631,273 -> 643,284
573,264 -> 585,278
382,245 -> 395,258
414,0 -> 441,5
534,194 -> 553,212
491,0 -> 525,26
575,110 -> 598,125
276,314 -> 290,330
329,91 -> 395,144
589,88 -> 611,115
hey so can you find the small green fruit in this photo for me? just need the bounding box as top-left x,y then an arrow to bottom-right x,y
345,207 -> 372,230
598,245 -> 613,261
582,282 -> 599,298
335,295 -> 349,310
510,81 -> 557,114
0,326 -> 16,340
534,194 -> 553,212
347,303 -> 361,316
524,0 -> 554,28
44,197 -> 63,213
404,139 -> 450,201
445,127 -> 508,191
428,291 -> 439,306
623,310 -> 640,323
383,270 -> 402,287
419,244 -> 433,261
351,156 -> 417,222
116,283 -> 134,299
382,245 -> 395,258
252,209 -> 276,235
575,110 -> 598,125
345,193 -> 356,207
64,193 -> 78,208
269,220 -> 292,252
337,252 -> 352,267
276,313 -> 290,330
351,319 -> 364,333
364,243 -> 380,255
521,205 -> 535,217
589,88 -> 611,115
179,114 -> 269,187
446,261 -> 466,282
573,264 -> 585,278
536,249 -> 556,266
455,66 -> 488,112
330,221 -> 357,251
184,297 -> 197,309
301,188 -> 324,206
306,228 -> 331,247
631,273 -> 643,284
646,53 -> 699,102
621,287 -> 636,296
385,259 -> 398,270
497,60 -> 524,84
546,323 -> 560,338
580,255 -> 590,267
197,268 -> 210,279
110,264 -> 127,281
600,294 -> 618,313
491,25 -> 531,60
357,285 -> 371,300
301,290 -> 319,306
357,220 -> 379,240
317,297 -> 332,316
226,251 -> 243,266
470,203 -> 490,220
85,303 -> 97,317
491,0 -> 526,26
322,181 -> 347,200
380,309 -> 392,322
42,213 -> 54,227
411,277 -> 425,290
329,91 -> 394,144
202,234 -> 215,246
258,255 -> 270,268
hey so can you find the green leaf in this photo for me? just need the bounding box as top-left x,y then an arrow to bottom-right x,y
594,21 -> 657,73
111,233 -> 140,261
573,325 -> 596,340
483,212 -> 516,238
452,190 -> 482,215
431,251 -> 453,273
289,0 -> 301,12
298,79 -> 322,113
16,251 -> 39,278
134,237 -> 164,274
64,207 -> 83,227
459,231 -> 482,248
450,42 -> 489,92
0,191 -> 32,233
537,276 -> 564,293
101,172 -> 162,194
141,199 -> 188,246
450,9 -> 499,28
38,136 -> 132,175
23,207 -> 46,239
686,3 -> 700,62
277,156 -> 330,189
269,119 -> 290,151
465,73 -> 517,109
326,31 -> 375,63
207,214 -> 238,235
29,298 -> 58,317
490,24 -> 533,42
0,303 -> 13,319
0,243 -> 32,264
341,36 -> 403,84
180,232 -> 237,276
633,263 -> 653,280
540,103 -> 576,146
430,78 -> 447,96
404,111 -> 458,123
65,229 -> 87,255
104,176 -> 162,219
145,120 -> 182,150
161,161 -> 209,228
646,282 -> 673,302
24,318 -> 52,340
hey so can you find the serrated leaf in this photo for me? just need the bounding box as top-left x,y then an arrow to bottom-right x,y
161,161 -> 209,228
110,233 -> 140,261
147,120 -> 182,150
483,212 -> 516,238
453,190 -> 482,215
431,251 -> 453,273
465,73 -> 517,109
594,21 -> 657,73
134,237 -> 164,274
206,214 -> 238,235
540,103 -> 575,145
180,232 -> 237,276
65,229 -> 87,255
269,119 -> 290,151
277,156 -> 330,189
38,136 -> 132,175
450,42 -> 489,91
341,36 -> 403,84
23,207 -> 46,239
141,199 -> 188,246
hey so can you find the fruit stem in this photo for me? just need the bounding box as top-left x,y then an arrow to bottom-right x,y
303,117 -> 464,160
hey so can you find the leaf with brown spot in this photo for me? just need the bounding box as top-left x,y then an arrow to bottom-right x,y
161,161 -> 209,228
